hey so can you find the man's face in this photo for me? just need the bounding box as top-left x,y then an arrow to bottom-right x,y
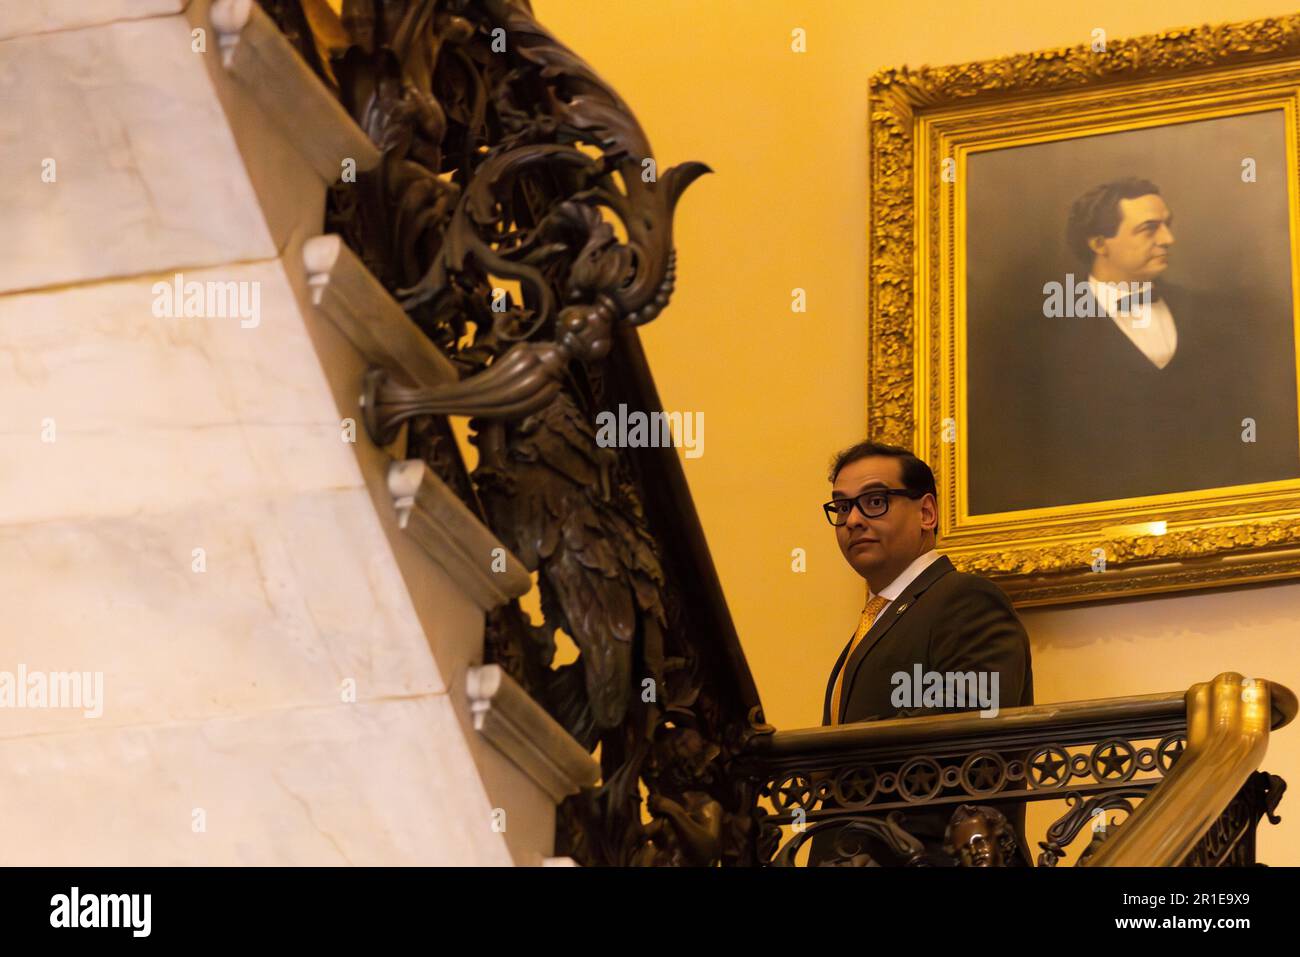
1089,193 -> 1175,282
831,456 -> 935,580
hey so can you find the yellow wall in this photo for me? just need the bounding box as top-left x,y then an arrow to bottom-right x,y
538,0 -> 1300,863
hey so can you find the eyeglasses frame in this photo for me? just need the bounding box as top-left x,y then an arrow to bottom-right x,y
823,487 -> 927,526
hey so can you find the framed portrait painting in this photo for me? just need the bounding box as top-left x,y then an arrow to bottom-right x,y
868,15 -> 1300,604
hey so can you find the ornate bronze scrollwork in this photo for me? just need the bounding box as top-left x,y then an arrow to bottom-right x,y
257,0 -> 765,867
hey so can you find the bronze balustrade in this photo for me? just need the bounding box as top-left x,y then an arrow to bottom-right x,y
737,672 -> 1293,866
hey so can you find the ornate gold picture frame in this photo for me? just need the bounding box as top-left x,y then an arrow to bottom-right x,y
869,15 -> 1300,605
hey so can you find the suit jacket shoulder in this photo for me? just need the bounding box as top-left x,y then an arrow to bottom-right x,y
923,566 -> 1006,599
921,570 -> 1033,712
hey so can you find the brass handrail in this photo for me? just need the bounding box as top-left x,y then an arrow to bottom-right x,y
1083,672 -> 1295,866
749,691 -> 1186,760
743,675 -> 1294,763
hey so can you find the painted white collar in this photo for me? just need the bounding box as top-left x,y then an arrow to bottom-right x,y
1087,274 -> 1177,369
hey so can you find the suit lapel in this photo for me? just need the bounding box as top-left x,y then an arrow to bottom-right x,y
822,639 -> 854,725
834,555 -> 955,724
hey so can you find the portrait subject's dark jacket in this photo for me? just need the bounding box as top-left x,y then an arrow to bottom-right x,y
808,556 -> 1034,866
967,281 -> 1300,514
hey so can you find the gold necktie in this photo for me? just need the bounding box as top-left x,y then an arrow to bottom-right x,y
829,595 -> 890,726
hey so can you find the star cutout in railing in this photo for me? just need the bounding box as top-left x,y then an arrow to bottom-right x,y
1029,748 -> 1069,786
838,768 -> 877,804
903,762 -> 938,797
1094,742 -> 1134,780
1158,737 -> 1186,771
966,756 -> 1003,793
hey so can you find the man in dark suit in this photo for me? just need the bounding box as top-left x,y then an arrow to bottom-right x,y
808,441 -> 1033,865
968,177 -> 1300,514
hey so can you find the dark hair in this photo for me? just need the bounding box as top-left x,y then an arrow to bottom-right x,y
827,440 -> 937,500
1065,177 -> 1161,264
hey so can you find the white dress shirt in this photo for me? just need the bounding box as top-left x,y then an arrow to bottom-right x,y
1088,274 -> 1177,369
865,548 -> 942,628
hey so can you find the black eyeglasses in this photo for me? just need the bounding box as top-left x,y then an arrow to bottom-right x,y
823,487 -> 926,526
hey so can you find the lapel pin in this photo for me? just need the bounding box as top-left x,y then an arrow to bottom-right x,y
895,602 -> 909,614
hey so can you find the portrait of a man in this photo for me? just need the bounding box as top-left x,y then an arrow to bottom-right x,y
964,112 -> 1300,515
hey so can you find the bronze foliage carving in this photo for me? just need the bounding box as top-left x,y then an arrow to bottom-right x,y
258,0 -> 767,866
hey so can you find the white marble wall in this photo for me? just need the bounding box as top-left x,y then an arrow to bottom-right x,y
0,6 -> 277,293
0,0 -> 550,865
0,0 -> 184,42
